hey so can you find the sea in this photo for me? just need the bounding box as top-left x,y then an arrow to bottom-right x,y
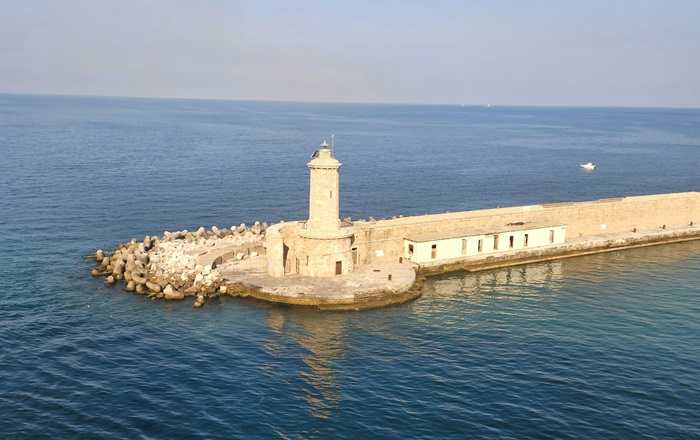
1,94 -> 699,439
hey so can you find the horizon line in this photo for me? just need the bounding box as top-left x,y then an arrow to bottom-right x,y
1,90 -> 698,111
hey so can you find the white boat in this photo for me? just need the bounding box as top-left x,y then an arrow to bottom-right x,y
580,162 -> 596,171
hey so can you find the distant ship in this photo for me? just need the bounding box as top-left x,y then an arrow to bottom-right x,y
580,162 -> 596,171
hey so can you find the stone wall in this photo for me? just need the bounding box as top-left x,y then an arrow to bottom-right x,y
351,192 -> 700,265
266,222 -> 354,277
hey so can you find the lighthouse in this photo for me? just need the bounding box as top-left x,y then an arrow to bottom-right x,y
265,139 -> 354,278
295,140 -> 354,276
306,140 -> 341,233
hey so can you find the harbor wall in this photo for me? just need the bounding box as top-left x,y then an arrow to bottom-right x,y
350,192 -> 700,266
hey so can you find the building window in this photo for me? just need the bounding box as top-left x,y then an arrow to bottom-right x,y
306,255 -> 309,266
493,235 -> 499,250
549,230 -> 555,243
477,239 -> 483,253
330,190 -> 333,198
431,244 -> 437,259
295,258 -> 300,273
509,235 -> 514,248
461,239 -> 468,255
335,261 -> 342,275
352,247 -> 358,265
524,233 -> 529,247
408,244 -> 414,257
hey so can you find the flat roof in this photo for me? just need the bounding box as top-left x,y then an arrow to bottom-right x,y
405,222 -> 565,243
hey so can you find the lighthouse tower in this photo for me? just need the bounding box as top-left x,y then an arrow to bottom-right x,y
296,140 -> 354,276
306,140 -> 341,233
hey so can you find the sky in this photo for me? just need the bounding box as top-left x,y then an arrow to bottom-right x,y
1,0 -> 699,107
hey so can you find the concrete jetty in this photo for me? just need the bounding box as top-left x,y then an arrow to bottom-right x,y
88,140 -> 700,310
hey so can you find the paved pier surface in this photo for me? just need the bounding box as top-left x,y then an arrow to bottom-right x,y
218,258 -> 419,310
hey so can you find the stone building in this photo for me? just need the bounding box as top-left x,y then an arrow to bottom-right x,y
266,141 -> 699,278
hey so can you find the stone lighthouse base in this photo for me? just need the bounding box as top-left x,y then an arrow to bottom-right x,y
217,258 -> 419,311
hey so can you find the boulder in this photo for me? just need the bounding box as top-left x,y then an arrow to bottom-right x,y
105,275 -> 115,285
163,285 -> 185,300
146,281 -> 162,293
132,271 -> 147,285
112,262 -> 124,275
95,249 -> 105,262
136,253 -> 148,265
135,283 -> 146,295
126,280 -> 135,292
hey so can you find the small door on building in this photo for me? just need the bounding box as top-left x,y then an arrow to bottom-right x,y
335,261 -> 342,275
283,244 -> 290,274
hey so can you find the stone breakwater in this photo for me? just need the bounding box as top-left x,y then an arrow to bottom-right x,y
90,222 -> 268,308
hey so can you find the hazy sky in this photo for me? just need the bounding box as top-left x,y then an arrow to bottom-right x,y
2,0 -> 699,106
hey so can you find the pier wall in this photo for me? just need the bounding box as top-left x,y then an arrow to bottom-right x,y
350,192 -> 700,265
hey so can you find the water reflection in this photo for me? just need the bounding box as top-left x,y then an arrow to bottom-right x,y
264,308 -> 346,420
428,261 -> 565,298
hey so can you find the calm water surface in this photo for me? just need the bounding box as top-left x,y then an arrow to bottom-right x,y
1,95 -> 699,439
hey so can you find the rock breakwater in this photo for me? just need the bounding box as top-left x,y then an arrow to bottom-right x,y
89,222 -> 267,308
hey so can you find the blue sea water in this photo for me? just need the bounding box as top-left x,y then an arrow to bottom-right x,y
1,94 -> 699,439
